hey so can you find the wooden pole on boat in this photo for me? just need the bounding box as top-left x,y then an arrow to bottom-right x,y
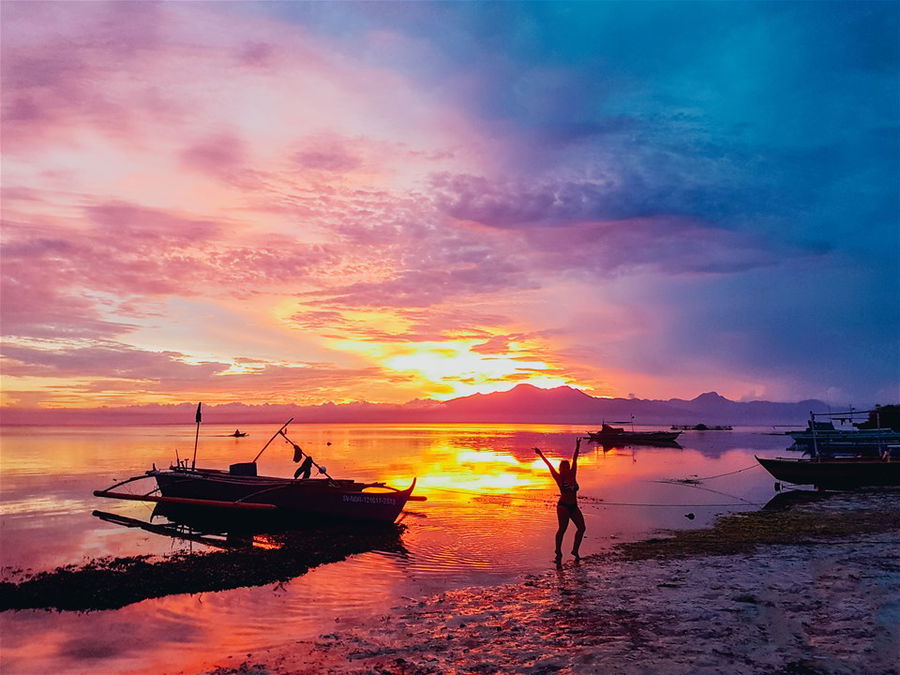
252,418 -> 295,463
810,410 -> 819,459
191,402 -> 202,469
280,430 -> 336,483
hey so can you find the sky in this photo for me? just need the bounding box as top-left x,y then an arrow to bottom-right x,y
1,1 -> 898,411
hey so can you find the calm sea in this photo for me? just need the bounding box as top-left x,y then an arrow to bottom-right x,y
0,422 -> 792,674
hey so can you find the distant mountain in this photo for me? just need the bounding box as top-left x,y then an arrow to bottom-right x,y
422,386 -> 828,425
0,384 -> 834,426
439,384 -> 600,421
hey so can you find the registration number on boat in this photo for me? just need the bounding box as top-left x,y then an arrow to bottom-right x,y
342,494 -> 397,505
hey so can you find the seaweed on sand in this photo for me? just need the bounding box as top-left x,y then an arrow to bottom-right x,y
617,505 -> 900,560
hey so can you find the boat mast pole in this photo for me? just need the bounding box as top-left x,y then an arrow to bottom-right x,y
191,402 -> 202,469
810,410 -> 819,459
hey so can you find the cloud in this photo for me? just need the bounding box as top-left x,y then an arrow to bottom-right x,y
0,343 -> 229,381
305,260 -> 537,310
522,216 -> 829,277
0,260 -> 136,339
179,133 -> 250,183
293,136 -> 361,173
0,198 -> 347,341
1,1 -> 895,406
0,340 -> 420,406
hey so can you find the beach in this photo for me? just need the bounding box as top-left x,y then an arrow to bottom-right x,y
205,492 -> 900,675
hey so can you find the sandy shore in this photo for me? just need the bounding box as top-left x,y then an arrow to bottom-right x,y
206,494 -> 900,675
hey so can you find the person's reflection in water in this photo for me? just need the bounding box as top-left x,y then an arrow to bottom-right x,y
535,438 -> 586,562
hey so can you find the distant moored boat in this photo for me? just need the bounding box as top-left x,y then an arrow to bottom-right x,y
586,424 -> 681,445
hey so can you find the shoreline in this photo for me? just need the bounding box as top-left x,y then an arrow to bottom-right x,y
203,491 -> 900,675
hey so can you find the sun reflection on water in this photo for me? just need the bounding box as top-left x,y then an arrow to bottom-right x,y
0,423 -> 792,675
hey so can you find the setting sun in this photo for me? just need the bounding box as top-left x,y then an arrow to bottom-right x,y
383,341 -> 570,399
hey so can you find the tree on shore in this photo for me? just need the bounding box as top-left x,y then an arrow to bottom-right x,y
855,404 -> 900,431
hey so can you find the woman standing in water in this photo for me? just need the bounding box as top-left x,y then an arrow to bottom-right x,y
535,439 -> 585,561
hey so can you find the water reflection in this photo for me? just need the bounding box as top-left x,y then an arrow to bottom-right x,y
5,505 -> 405,612
0,423 -> 792,674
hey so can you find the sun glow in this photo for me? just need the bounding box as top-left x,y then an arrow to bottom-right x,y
412,446 -> 549,494
370,340 -> 569,399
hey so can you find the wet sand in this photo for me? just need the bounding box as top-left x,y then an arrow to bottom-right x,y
204,492 -> 900,675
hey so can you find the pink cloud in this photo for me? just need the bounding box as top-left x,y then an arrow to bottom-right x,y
0,340 -> 421,407
179,133 -> 249,183
0,259 -> 135,339
293,136 -> 361,173
1,198 -> 349,340
1,1 -> 495,355
0,343 -> 228,381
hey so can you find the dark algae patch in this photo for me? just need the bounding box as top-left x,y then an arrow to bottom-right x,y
617,501 -> 900,561
0,522 -> 405,612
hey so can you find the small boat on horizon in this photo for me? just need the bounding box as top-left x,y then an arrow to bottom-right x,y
586,423 -> 681,445
229,429 -> 249,437
95,411 -> 424,524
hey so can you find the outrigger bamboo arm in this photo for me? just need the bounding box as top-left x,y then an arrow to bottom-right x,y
92,490 -> 277,510
93,510 -> 242,550
94,472 -> 159,495
252,417 -> 294,463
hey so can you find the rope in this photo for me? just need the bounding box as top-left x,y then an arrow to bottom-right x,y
691,463 -> 763,481
424,486 -> 762,508
590,500 -> 763,508
655,463 -> 762,485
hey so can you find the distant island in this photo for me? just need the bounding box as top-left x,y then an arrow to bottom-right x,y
0,384 -> 852,426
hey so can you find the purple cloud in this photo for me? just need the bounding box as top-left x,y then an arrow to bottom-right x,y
0,343 -> 229,381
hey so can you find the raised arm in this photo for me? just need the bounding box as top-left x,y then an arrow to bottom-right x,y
534,447 -> 559,480
571,438 -> 581,476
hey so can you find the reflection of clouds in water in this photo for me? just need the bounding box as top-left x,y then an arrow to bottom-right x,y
0,497 -> 88,517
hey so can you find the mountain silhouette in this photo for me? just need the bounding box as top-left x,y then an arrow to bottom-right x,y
0,383 -> 833,425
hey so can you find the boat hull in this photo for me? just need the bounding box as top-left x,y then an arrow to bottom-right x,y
153,469 -> 413,523
756,456 -> 900,488
586,431 -> 681,445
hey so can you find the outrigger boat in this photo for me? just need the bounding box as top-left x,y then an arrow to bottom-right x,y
786,420 -> 900,455
756,456 -> 900,489
586,423 -> 681,445
94,409 -> 424,524
757,409 -> 900,489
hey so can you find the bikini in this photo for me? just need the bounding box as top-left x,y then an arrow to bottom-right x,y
557,478 -> 580,512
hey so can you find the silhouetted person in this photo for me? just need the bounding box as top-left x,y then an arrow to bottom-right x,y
535,438 -> 586,561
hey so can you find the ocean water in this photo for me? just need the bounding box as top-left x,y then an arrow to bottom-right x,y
0,422 -> 792,674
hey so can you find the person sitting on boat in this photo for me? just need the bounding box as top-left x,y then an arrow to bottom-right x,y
535,439 -> 586,561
